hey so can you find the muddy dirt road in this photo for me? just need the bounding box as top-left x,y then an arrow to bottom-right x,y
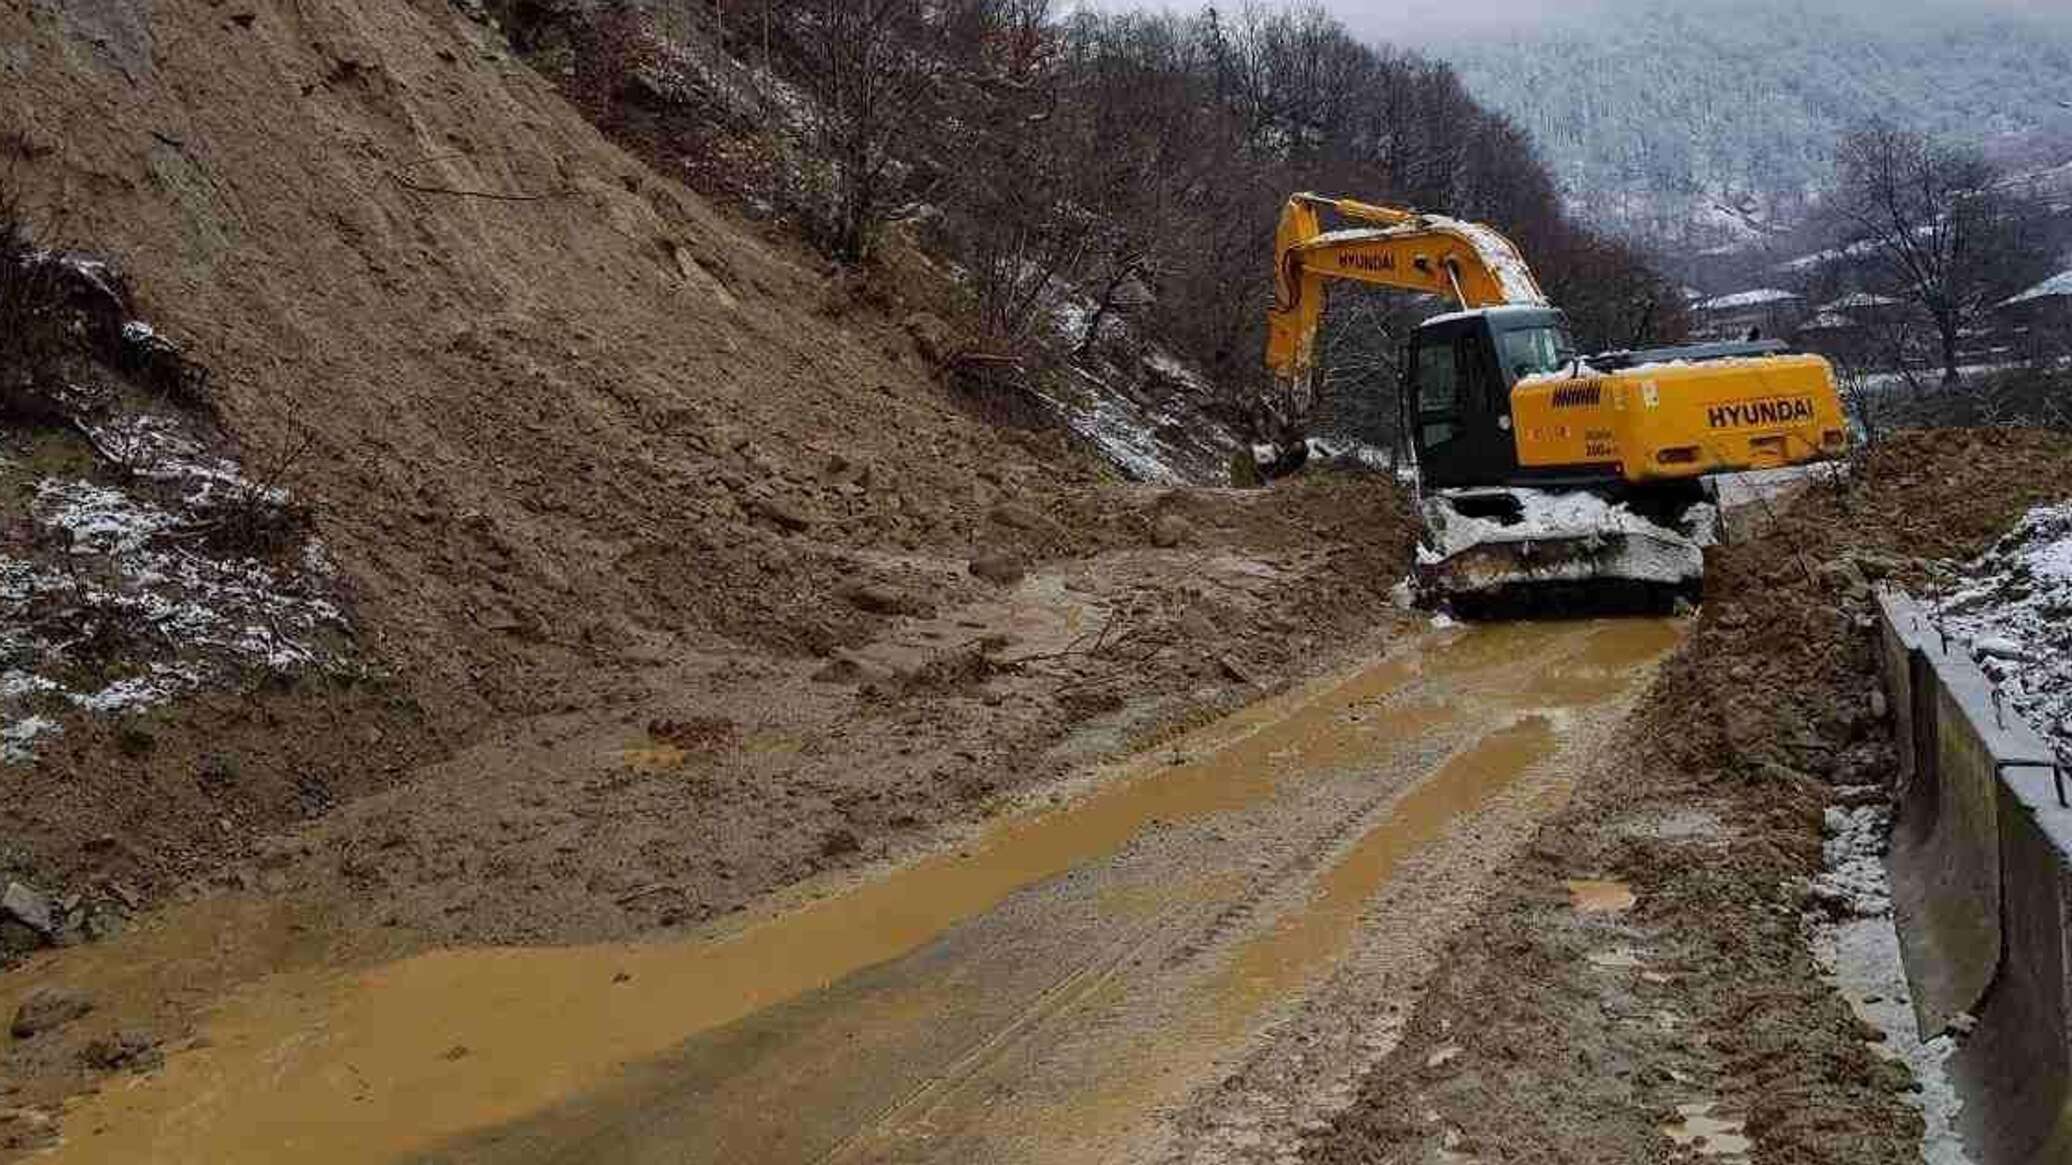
28,619 -> 1681,1164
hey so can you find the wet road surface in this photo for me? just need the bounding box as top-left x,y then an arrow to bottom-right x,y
42,619 -> 1682,1164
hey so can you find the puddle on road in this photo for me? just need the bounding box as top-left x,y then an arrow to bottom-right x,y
1533,620 -> 1683,707
36,619 -> 1680,1164
1565,879 -> 1637,913
1663,1101 -> 1753,1157
619,742 -> 689,772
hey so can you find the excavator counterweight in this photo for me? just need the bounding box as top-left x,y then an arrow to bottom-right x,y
1265,193 -> 1848,611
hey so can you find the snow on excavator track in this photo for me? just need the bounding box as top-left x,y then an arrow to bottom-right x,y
1415,487 -> 1714,616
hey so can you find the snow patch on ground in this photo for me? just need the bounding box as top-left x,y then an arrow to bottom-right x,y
1021,294 -> 1243,485
1071,389 -> 1188,485
1810,804 -> 1891,916
1143,348 -> 1208,393
1,716 -> 61,764
1804,793 -> 1974,1164
1,406 -> 352,764
1305,435 -> 1393,473
1931,502 -> 2072,763
34,479 -> 175,553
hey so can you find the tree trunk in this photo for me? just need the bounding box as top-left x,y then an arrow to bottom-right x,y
1938,318 -> 1961,386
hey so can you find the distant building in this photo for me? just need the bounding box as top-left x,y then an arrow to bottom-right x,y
1691,288 -> 1803,340
1994,270 -> 2072,363
1999,270 -> 2072,315
1816,291 -> 1903,317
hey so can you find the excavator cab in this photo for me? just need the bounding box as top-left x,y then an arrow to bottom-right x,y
1403,306 -> 1578,490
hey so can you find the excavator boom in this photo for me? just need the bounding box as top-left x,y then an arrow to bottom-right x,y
1267,193 -> 1547,394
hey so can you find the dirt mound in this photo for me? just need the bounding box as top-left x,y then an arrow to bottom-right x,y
1305,429 -> 2072,1165
1649,428 -> 2072,783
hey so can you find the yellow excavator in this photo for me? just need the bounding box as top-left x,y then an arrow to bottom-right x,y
1267,193 -> 1847,611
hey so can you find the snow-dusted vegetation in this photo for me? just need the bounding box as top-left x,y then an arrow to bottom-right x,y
1933,503 -> 2072,761
1,403 -> 351,762
0,230 -> 354,763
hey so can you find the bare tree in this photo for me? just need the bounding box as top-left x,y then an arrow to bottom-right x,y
792,0 -> 944,260
1827,124 -> 2050,385
732,0 -> 1679,445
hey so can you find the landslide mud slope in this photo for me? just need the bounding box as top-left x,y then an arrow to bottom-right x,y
0,0 -> 1422,1144
4,0 -> 1111,724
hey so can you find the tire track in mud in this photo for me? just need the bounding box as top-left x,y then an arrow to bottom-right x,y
812,907 -> 1201,1165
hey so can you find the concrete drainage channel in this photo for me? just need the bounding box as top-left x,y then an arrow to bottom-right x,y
1873,590 -> 2072,1164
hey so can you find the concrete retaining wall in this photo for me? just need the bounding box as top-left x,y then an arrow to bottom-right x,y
1876,591 -> 2071,1164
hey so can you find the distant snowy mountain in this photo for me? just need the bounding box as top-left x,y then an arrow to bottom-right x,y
1430,0 -> 2072,245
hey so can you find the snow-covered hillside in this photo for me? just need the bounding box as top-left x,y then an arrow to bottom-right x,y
1432,0 -> 2072,242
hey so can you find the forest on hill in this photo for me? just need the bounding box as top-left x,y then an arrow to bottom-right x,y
1435,0 -> 2072,245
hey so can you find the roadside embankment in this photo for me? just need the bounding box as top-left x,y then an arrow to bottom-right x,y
1878,588 -> 2071,1164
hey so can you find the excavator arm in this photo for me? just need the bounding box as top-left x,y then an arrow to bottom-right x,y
1265,193 -> 1548,390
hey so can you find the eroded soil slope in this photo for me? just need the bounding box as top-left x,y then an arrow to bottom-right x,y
1305,429 -> 2072,1163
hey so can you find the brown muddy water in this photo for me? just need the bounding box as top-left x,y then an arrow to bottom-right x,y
1565,878 -> 1639,914
26,618 -> 1683,1164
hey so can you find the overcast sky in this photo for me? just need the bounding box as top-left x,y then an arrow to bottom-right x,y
1288,0 -> 1601,42
1055,0 -> 1600,44
1061,0 -> 2069,46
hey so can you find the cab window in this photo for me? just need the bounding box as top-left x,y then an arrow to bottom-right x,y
1414,341 -> 1457,413
1494,325 -> 1577,381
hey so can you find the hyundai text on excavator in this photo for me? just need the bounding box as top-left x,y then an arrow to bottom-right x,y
1266,193 -> 1848,612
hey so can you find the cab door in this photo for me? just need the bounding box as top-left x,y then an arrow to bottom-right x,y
1410,320 -> 1519,489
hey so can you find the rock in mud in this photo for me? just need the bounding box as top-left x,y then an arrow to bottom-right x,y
811,657 -> 867,684
79,1029 -> 163,1072
0,1106 -> 58,1152
988,503 -> 1053,533
748,497 -> 813,533
1,881 -> 53,937
903,312 -> 959,366
10,986 -> 93,1039
1151,515 -> 1193,549
968,553 -> 1026,586
837,581 -> 933,618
